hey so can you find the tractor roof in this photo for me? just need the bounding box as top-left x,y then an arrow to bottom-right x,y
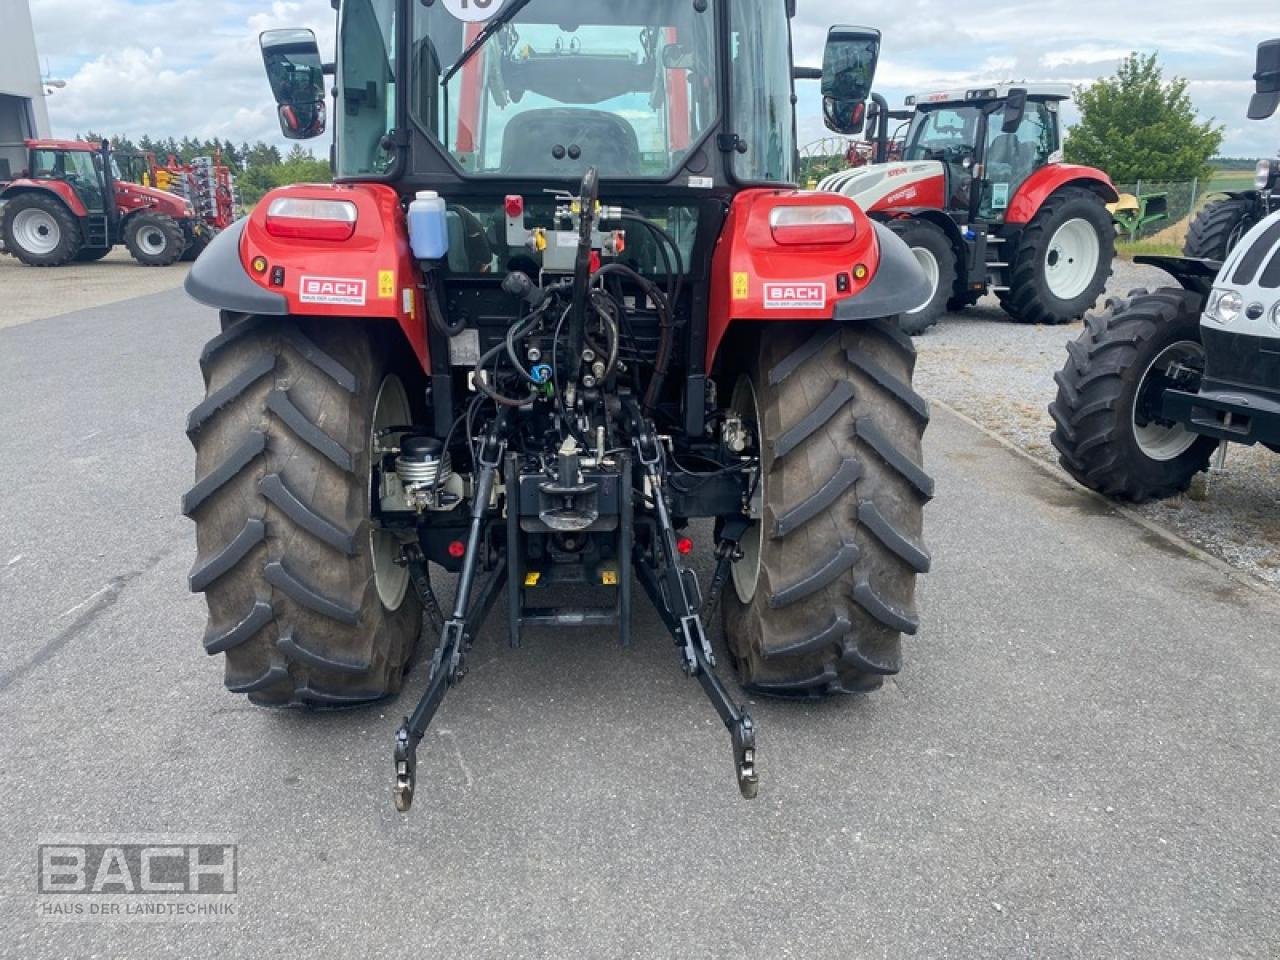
25,138 -> 99,152
905,83 -> 1072,108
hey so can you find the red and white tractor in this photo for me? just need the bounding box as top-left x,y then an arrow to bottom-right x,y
0,138 -> 206,266
821,84 -> 1118,334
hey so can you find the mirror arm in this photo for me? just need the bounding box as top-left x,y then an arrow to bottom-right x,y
322,62 -> 336,76
793,67 -> 822,81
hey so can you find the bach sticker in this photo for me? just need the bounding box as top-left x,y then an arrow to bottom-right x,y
764,282 -> 826,310
443,0 -> 507,23
300,276 -> 367,306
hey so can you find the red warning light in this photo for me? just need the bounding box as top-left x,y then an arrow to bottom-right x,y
447,540 -> 466,559
504,195 -> 525,219
677,536 -> 694,556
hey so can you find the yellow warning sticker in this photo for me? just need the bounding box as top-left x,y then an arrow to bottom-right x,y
601,570 -> 618,586
524,572 -> 541,587
732,272 -> 750,301
377,270 -> 395,299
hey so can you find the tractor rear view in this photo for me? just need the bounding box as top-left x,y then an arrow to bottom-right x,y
183,1 -> 933,808
821,85 -> 1118,335
0,139 -> 205,266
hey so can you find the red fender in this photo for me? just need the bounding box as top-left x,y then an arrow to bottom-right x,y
706,189 -> 881,370
1005,164 -> 1118,224
238,183 -> 429,369
0,179 -> 88,217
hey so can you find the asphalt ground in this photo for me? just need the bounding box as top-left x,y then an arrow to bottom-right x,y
0,288 -> 1277,958
0,247 -> 189,330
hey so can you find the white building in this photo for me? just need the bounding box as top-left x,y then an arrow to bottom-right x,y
0,0 -> 52,178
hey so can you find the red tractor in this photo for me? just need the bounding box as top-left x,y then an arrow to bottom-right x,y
821,85 -> 1118,334
184,6 -> 933,808
0,138 -> 205,266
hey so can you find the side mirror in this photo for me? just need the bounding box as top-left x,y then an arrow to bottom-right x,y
820,26 -> 881,136
1249,38 -> 1280,120
260,29 -> 327,140
1002,88 -> 1028,134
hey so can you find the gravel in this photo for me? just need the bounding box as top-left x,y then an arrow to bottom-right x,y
0,247 -> 189,330
914,258 -> 1280,587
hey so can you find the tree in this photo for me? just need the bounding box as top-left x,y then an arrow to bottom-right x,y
1064,53 -> 1223,183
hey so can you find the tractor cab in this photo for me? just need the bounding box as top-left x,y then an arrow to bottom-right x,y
23,140 -> 115,218
901,85 -> 1066,222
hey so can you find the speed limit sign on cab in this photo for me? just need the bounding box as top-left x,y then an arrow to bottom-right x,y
442,0 -> 506,22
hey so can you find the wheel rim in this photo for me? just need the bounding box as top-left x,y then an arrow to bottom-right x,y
1132,340 -> 1206,461
11,209 -> 60,255
730,376 -> 763,605
371,375 -> 411,611
1226,217 -> 1254,254
1044,218 -> 1100,301
137,225 -> 167,256
906,245 -> 940,314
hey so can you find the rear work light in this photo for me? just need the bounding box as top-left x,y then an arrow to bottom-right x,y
769,205 -> 857,245
265,197 -> 358,241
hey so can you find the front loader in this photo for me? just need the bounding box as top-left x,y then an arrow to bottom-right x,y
183,0 -> 933,808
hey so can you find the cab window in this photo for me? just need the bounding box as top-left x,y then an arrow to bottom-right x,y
984,101 -> 1057,212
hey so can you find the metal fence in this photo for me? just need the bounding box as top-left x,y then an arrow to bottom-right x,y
1109,179 -> 1208,242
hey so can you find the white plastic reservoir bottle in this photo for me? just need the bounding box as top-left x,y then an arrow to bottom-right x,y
408,190 -> 449,260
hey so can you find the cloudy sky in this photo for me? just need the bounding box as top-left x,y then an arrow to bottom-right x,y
29,0 -> 1276,158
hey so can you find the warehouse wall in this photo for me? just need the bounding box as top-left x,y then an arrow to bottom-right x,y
0,0 -> 51,178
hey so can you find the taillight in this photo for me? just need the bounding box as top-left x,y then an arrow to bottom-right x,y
265,197 -> 358,241
769,204 -> 857,245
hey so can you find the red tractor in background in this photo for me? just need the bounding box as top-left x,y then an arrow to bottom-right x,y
0,138 -> 206,266
821,84 -> 1118,335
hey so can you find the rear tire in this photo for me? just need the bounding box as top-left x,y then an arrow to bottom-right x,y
0,192 -> 82,266
722,319 -> 933,697
1049,289 -> 1216,502
1182,196 -> 1256,261
1000,188 -> 1114,325
181,230 -> 212,262
184,315 -> 423,706
125,212 -> 185,266
887,218 -> 955,336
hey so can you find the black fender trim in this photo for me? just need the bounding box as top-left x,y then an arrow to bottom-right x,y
834,221 -> 931,321
184,219 -> 288,316
1133,255 -> 1221,299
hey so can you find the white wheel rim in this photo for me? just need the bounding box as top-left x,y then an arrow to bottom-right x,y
371,375 -> 412,611
12,209 -> 60,255
1132,341 -> 1205,461
730,376 -> 763,605
137,226 -> 167,256
1045,218 -> 1100,300
907,246 -> 940,315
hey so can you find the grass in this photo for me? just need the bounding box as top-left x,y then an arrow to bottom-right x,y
1116,239 -> 1184,258
1207,169 -> 1257,191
